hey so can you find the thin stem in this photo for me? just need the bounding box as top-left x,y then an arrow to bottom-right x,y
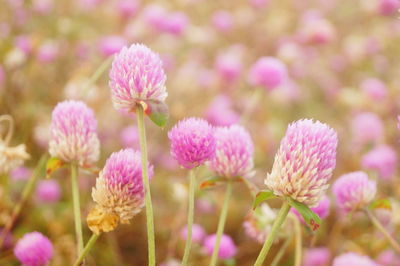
0,155 -> 47,248
83,57 -> 113,97
181,168 -> 197,265
270,236 -> 292,266
71,164 -> 84,256
73,233 -> 100,266
137,105 -> 156,266
365,209 -> 400,253
293,216 -> 302,266
209,181 -> 233,266
254,201 -> 291,266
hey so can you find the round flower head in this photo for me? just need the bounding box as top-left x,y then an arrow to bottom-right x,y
377,250 -> 400,266
215,51 -> 242,84
292,195 -> 330,223
98,35 -> 127,57
209,125 -> 254,178
351,112 -> 383,147
14,231 -> 53,266
10,166 -> 31,181
49,100 -> 100,167
36,180 -> 61,203
180,223 -> 206,244
89,149 -> 153,234
248,57 -> 287,91
109,43 -> 167,112
212,10 -> 234,33
205,95 -> 239,127
378,0 -> 400,16
203,234 -> 237,259
361,145 -> 397,180
361,78 -> 387,101
333,252 -> 378,266
333,171 -> 376,213
265,119 -> 338,206
168,117 -> 216,169
303,247 -> 331,266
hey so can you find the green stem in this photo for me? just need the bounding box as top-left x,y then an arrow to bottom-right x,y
270,236 -> 292,266
71,164 -> 84,256
0,155 -> 47,248
365,209 -> 400,253
137,105 -> 156,266
254,201 -> 291,266
181,169 -> 197,265
83,57 -> 113,97
210,181 -> 233,266
293,216 -> 302,266
73,233 -> 99,266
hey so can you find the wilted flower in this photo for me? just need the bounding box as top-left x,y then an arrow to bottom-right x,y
180,224 -> 206,244
168,117 -> 216,169
292,195 -> 331,222
0,142 -> 30,175
333,171 -> 376,213
203,234 -> 237,259
109,43 -> 167,112
361,145 -> 397,180
303,247 -> 331,266
14,231 -> 54,266
88,149 -> 153,234
265,119 -> 338,206
248,57 -> 287,90
209,124 -> 254,179
333,252 -> 378,266
36,180 -> 61,203
243,203 -> 279,243
49,100 -> 100,167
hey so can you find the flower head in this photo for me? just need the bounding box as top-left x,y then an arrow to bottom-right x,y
209,125 -> 254,178
265,119 -> 338,206
14,231 -> 53,266
49,100 -> 99,167
303,247 -> 331,266
168,117 -> 216,169
36,180 -> 61,203
361,145 -> 397,180
333,252 -> 378,266
89,149 -> 153,234
203,234 -> 237,259
248,57 -> 287,90
180,224 -> 206,244
109,43 -> 167,112
351,112 -> 383,147
205,95 -> 239,127
333,171 -> 376,213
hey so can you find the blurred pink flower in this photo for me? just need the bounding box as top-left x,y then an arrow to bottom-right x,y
215,51 -> 242,84
361,78 -> 387,101
248,57 -> 287,91
120,125 -> 139,148
10,166 -> 32,181
377,249 -> 400,266
212,10 -> 234,33
36,179 -> 61,203
15,35 -> 33,55
117,0 -> 139,18
351,112 -> 383,147
180,224 -> 206,244
333,252 -> 378,266
163,12 -> 188,36
205,95 -> 239,126
33,0 -> 54,14
303,247 -> 331,266
378,0 -> 400,16
36,41 -> 59,63
98,35 -> 127,57
249,0 -> 269,8
361,145 -> 397,180
203,234 -> 237,259
14,232 -> 54,266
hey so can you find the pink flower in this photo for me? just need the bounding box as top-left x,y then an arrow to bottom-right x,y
163,12 -> 188,36
378,0 -> 400,16
209,125 -> 254,178
377,250 -> 400,266
333,252 -> 378,266
333,171 -> 376,213
109,44 -> 167,112
180,224 -> 206,244
117,0 -> 139,18
120,125 -> 139,148
298,15 -> 336,45
204,95 -> 239,127
351,112 -> 383,147
212,10 -> 233,33
361,78 -> 387,101
303,247 -> 331,266
14,232 -> 54,266
36,180 -> 61,203
36,41 -> 59,63
98,35 -> 127,57
10,166 -> 31,181
292,195 -> 331,222
49,100 -> 100,167
265,119 -> 338,206
249,0 -> 269,8
248,57 -> 287,91
168,118 -> 216,169
361,145 -> 397,180
15,35 -> 33,55
203,234 -> 237,259
215,51 -> 242,84
142,4 -> 167,32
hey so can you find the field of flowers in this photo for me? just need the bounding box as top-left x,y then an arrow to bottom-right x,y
1,0 -> 400,265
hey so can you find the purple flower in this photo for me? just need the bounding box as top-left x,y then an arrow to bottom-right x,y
332,171 -> 376,213
168,118 -> 216,169
14,231 -> 53,266
36,180 -> 61,203
209,125 -> 254,179
248,57 -> 287,90
109,44 -> 167,112
361,145 -> 397,180
265,119 -> 338,206
180,224 -> 206,244
292,195 -> 331,222
49,100 -> 100,167
303,247 -> 331,266
203,234 -> 237,260
333,252 -> 378,266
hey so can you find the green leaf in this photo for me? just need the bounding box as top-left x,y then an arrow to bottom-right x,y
46,157 -> 65,178
141,100 -> 169,128
252,190 -> 276,210
369,198 -> 391,210
288,198 -> 321,231
199,176 -> 225,189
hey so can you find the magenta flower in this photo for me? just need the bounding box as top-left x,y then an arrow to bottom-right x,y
292,195 -> 331,222
209,125 -> 254,178
303,247 -> 331,266
109,43 -> 167,112
49,100 -> 100,167
333,252 -> 378,266
332,171 -> 376,213
248,57 -> 287,91
361,145 -> 397,180
14,231 -> 53,266
203,234 -> 237,259
180,224 -> 206,244
91,149 -> 153,231
265,119 -> 338,206
36,180 -> 61,203
168,118 -> 216,169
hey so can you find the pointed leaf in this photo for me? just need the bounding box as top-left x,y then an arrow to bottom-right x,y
46,157 -> 65,178
200,176 -> 225,189
253,190 -> 276,210
288,198 -> 321,231
369,198 -> 391,210
140,100 -> 169,128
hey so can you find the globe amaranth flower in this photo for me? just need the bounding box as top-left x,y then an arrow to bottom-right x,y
203,234 -> 237,260
292,195 -> 330,223
303,247 -> 331,266
361,145 -> 397,180
332,171 -> 376,213
168,117 -> 216,169
35,180 -> 61,203
49,100 -> 100,167
265,119 -> 338,206
248,57 -> 287,91
205,95 -> 239,127
88,149 -> 153,234
333,252 -> 378,266
180,223 -> 206,244
351,112 -> 383,147
14,231 -> 53,266
109,43 -> 167,112
209,124 -> 254,178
